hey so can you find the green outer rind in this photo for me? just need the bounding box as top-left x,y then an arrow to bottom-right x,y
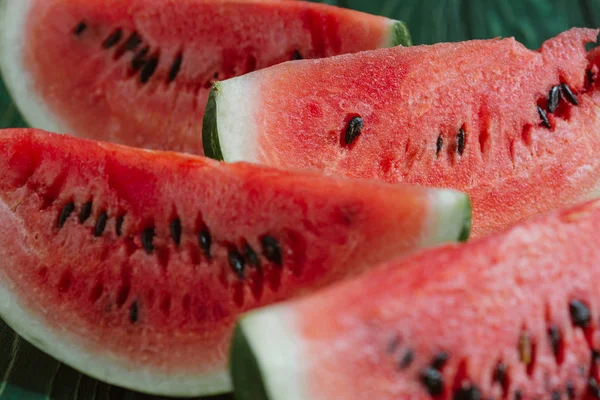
230,325 -> 271,400
388,21 -> 412,47
459,195 -> 472,242
202,83 -> 224,161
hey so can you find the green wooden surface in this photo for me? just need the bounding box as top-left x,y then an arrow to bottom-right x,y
0,0 -> 600,398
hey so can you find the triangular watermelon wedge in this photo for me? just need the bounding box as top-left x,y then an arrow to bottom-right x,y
0,0 -> 410,154
0,128 -> 469,396
204,28 -> 600,238
231,198 -> 600,400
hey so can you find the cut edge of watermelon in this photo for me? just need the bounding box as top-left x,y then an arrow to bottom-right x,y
0,191 -> 231,396
231,305 -> 302,400
0,0 -> 63,132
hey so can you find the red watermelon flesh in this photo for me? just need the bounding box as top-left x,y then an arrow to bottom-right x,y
205,28 -> 600,238
232,198 -> 600,400
0,0 -> 409,154
0,128 -> 469,396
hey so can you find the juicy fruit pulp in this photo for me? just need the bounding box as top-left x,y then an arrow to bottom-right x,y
204,28 -> 600,238
0,0 -> 410,154
0,128 -> 469,396
232,198 -> 600,400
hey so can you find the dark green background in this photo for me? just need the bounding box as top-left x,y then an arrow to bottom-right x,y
1,0 -> 600,398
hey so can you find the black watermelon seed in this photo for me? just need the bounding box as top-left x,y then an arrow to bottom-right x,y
552,390 -> 561,400
73,22 -> 87,36
94,211 -> 108,237
457,128 -> 466,155
292,50 -> 303,60
569,299 -> 591,328
168,53 -> 183,83
58,201 -> 75,228
548,85 -> 561,113
199,228 -> 212,258
589,377 -> 600,400
537,106 -> 551,129
129,301 -> 138,323
142,227 -> 155,254
114,32 -> 143,60
420,367 -> 444,396
588,70 -> 595,86
399,349 -> 415,369
514,390 -> 523,400
432,352 -> 449,370
436,135 -> 443,157
493,362 -> 507,387
560,83 -> 579,106
102,28 -> 123,49
344,116 -> 364,146
229,249 -> 245,279
79,201 -> 93,223
262,236 -> 282,267
566,382 -> 576,399
454,385 -> 481,400
244,244 -> 260,267
140,56 -> 159,84
592,349 -> 600,365
116,215 -> 124,236
548,325 -> 561,357
123,32 -> 142,52
131,47 -> 150,72
170,218 -> 182,246
387,336 -> 400,354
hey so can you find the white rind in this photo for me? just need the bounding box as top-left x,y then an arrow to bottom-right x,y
0,0 -> 67,133
216,76 -> 261,163
240,306 -> 308,400
422,189 -> 470,247
383,19 -> 403,47
0,199 -> 231,396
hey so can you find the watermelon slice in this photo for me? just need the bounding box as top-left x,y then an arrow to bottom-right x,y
232,197 -> 600,400
204,28 -> 600,238
0,128 -> 469,396
0,0 -> 410,155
